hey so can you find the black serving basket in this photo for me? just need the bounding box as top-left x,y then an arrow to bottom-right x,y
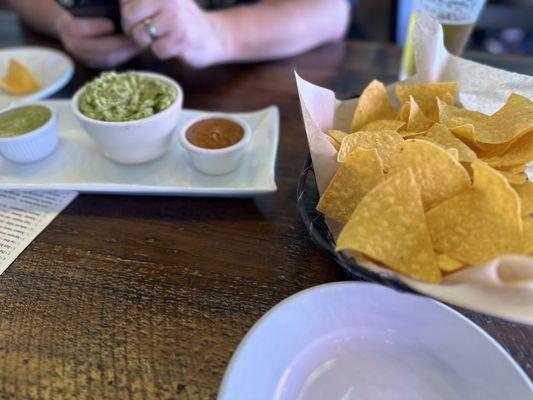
296,154 -> 415,293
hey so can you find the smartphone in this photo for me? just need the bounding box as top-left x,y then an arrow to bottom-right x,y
58,0 -> 122,32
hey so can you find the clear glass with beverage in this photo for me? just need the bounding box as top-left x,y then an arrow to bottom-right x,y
399,0 -> 486,80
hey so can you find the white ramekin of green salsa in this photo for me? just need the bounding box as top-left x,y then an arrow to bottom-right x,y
72,71 -> 183,164
0,103 -> 58,163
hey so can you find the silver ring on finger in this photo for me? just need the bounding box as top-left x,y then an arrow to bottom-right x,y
143,18 -> 158,41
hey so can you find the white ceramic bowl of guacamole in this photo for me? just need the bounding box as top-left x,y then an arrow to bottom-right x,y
0,103 -> 58,163
72,71 -> 183,164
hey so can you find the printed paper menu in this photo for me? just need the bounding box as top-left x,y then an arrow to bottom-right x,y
0,191 -> 77,276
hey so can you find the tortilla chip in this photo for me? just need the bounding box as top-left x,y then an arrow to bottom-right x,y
400,100 -> 410,122
439,94 -> 533,146
396,82 -> 457,121
359,119 -> 405,132
446,148 -> 459,160
327,129 -> 348,144
503,164 -> 527,174
389,139 -> 471,210
514,182 -> 533,217
483,131 -> 533,169
0,59 -> 41,95
437,99 -> 489,144
338,130 -> 404,171
426,161 -> 522,265
401,130 -> 428,138
351,80 -> 397,132
317,148 -> 384,224
423,123 -> 477,162
478,94 -> 533,145
497,169 -> 528,185
523,217 -> 533,254
436,253 -> 465,272
475,141 -> 513,156
336,168 -> 441,283
402,96 -> 434,134
399,100 -> 425,138
441,92 -> 454,106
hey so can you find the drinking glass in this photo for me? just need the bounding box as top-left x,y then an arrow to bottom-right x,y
399,0 -> 486,80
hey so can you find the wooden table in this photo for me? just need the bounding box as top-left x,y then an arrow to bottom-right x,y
1,11 -> 532,399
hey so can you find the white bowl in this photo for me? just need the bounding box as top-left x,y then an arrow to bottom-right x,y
0,103 -> 58,163
179,114 -> 251,175
219,282 -> 532,400
0,46 -> 74,110
72,72 -> 183,164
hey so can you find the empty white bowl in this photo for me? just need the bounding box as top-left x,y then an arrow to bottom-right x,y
0,103 -> 58,163
179,114 -> 251,175
71,72 -> 183,164
219,282 -> 532,400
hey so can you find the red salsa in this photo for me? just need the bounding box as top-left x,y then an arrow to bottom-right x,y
186,118 -> 244,149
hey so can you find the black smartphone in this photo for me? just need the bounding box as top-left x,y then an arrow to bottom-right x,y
58,0 -> 122,32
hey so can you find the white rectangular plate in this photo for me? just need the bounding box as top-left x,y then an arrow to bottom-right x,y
0,100 -> 279,196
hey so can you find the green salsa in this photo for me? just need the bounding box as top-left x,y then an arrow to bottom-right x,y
78,71 -> 177,122
0,105 -> 51,138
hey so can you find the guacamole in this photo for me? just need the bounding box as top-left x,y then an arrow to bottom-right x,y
78,71 -> 177,122
0,105 -> 51,138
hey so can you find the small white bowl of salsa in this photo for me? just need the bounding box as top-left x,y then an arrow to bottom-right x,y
179,115 -> 251,175
0,103 -> 58,163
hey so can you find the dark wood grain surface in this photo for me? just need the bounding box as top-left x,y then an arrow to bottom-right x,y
0,11 -> 532,400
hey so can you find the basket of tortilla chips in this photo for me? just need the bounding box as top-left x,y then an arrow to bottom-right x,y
295,16 -> 533,324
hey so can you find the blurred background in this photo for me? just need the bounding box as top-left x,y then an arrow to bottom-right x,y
349,0 -> 533,55
0,0 -> 531,55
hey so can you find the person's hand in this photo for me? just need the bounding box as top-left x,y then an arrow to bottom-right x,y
55,11 -> 142,68
121,0 -> 230,68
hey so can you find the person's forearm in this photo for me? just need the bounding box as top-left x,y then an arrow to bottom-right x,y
8,0 -> 65,37
212,0 -> 350,63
